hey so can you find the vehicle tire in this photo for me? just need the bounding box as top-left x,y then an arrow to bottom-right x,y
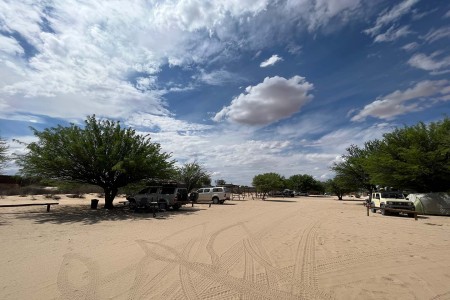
408,213 -> 415,218
381,205 -> 389,216
212,197 -> 219,204
219,200 -> 224,204
129,200 -> 137,210
172,203 -> 181,210
370,202 -> 376,213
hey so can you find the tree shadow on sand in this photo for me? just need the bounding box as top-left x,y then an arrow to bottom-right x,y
12,205 -> 205,225
262,199 -> 297,203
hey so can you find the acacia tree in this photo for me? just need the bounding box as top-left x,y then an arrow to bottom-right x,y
332,144 -> 376,196
0,136 -> 8,173
364,118 -> 450,192
325,177 -> 353,200
287,174 -> 323,193
252,172 -> 285,199
175,161 -> 211,192
17,115 -> 174,209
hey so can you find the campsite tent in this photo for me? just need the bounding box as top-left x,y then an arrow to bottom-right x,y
406,193 -> 450,216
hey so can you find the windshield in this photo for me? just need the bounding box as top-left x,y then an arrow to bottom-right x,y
381,192 -> 404,199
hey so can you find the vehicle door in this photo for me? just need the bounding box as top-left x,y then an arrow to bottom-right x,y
198,188 -> 211,201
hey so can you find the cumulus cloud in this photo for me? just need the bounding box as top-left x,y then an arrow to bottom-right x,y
351,80 -> 450,121
408,52 -> 450,74
364,0 -> 419,40
260,54 -> 283,67
213,76 -> 313,125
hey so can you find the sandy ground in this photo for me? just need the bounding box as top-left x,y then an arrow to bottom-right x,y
0,194 -> 450,300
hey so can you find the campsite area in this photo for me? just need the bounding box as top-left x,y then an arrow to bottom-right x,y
1,195 -> 449,299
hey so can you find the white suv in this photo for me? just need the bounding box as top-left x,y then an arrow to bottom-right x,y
196,187 -> 230,204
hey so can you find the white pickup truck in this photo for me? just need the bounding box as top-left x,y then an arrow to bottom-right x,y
370,191 -> 415,217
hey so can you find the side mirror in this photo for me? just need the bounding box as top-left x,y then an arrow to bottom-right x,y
406,197 -> 409,200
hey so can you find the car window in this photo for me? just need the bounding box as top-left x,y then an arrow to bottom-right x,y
212,188 -> 220,192
149,187 -> 158,193
197,189 -> 203,193
204,188 -> 210,193
161,187 -> 176,194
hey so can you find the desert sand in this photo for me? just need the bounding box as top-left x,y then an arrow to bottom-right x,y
0,194 -> 449,300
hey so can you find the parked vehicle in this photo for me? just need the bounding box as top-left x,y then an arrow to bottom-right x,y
127,182 -> 189,211
370,191 -> 415,217
283,189 -> 295,197
196,186 -> 230,204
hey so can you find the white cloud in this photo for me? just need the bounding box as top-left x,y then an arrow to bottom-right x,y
401,42 -> 419,51
0,35 -> 24,55
408,52 -> 450,74
364,0 -> 419,39
213,76 -> 314,125
351,80 -> 450,121
445,10 -> 450,18
422,26 -> 450,43
373,25 -> 412,42
193,69 -> 244,86
260,54 -> 283,67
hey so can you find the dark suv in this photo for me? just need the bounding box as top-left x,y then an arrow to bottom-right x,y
127,183 -> 189,211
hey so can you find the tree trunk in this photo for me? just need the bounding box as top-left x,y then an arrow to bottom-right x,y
103,187 -> 118,209
338,192 -> 343,200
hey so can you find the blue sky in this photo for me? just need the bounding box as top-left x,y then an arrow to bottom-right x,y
0,0 -> 449,185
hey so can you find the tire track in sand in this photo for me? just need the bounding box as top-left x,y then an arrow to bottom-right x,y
291,220 -> 332,300
57,253 -> 100,300
139,240 -> 301,299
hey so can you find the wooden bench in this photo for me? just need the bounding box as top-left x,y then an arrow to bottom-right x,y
366,206 -> 419,220
0,203 -> 59,212
191,201 -> 213,208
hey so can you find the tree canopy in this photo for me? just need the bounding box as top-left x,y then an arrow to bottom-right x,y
0,136 -> 8,173
174,161 -> 211,192
325,177 -> 352,200
364,118 -> 450,192
17,115 -> 174,208
286,174 -> 323,193
332,117 -> 450,193
332,144 -> 376,194
252,172 -> 285,197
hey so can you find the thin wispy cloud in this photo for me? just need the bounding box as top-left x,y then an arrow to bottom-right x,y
260,55 -> 283,67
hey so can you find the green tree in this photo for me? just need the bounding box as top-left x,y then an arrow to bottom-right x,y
252,172 -> 285,198
325,177 -> 353,200
215,179 -> 226,186
332,144 -> 376,196
0,136 -> 8,173
175,161 -> 211,192
17,115 -> 174,209
287,174 -> 322,193
364,118 -> 450,192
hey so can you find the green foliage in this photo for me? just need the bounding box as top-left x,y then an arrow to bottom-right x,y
215,179 -> 227,186
0,136 -> 8,173
287,174 -> 323,193
332,144 -> 376,194
364,118 -> 450,192
252,172 -> 285,194
325,177 -> 352,200
174,161 -> 211,192
17,115 -> 174,208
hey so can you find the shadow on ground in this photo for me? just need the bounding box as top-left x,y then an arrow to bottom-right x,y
11,205 -> 206,225
262,199 -> 297,203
